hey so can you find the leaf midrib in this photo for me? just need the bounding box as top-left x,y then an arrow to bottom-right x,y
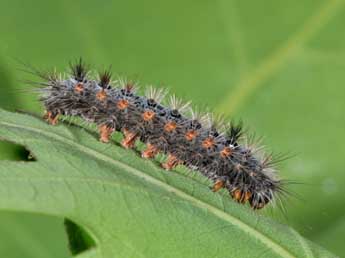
0,119 -> 297,258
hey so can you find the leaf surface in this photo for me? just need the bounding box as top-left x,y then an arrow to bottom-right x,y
0,109 -> 336,258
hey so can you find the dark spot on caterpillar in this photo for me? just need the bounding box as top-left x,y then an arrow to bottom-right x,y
170,109 -> 181,119
147,98 -> 157,107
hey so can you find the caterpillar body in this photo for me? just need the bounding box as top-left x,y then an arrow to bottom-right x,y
35,59 -> 287,210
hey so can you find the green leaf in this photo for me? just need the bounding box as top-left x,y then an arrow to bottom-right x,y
0,109 -> 336,258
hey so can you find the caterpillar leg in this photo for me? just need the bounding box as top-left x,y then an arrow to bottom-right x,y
231,189 -> 252,204
121,129 -> 138,149
98,125 -> 114,143
141,143 -> 159,159
212,180 -> 225,192
161,154 -> 181,170
44,111 -> 59,125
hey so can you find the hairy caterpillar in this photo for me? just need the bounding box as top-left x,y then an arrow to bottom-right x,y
31,58 -> 288,210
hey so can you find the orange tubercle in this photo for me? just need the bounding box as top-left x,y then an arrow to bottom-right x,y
202,137 -> 215,149
74,83 -> 84,93
220,147 -> 233,158
96,89 -> 107,101
98,124 -> 114,143
164,121 -> 177,132
142,110 -> 155,122
121,129 -> 138,149
185,130 -> 198,141
117,99 -> 129,110
161,154 -> 181,170
142,143 -> 159,159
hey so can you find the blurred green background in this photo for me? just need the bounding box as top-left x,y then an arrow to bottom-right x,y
0,0 -> 344,257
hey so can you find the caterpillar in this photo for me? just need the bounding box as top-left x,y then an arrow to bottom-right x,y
32,58 -> 287,210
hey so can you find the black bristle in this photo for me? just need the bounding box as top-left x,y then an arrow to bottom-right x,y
263,151 -> 295,168
99,67 -> 112,89
226,120 -> 243,145
16,58 -> 57,83
70,58 -> 88,82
